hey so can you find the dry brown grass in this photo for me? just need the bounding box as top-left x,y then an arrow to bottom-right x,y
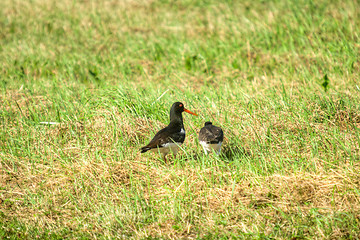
1,0 -> 360,238
1,105 -> 360,238
2,149 -> 359,237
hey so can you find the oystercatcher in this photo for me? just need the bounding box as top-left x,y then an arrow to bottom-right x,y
198,121 -> 224,155
141,102 -> 197,162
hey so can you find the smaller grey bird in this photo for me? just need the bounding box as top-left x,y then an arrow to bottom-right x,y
198,121 -> 224,155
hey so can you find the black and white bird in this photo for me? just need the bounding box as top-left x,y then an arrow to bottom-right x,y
198,121 -> 224,155
141,102 -> 197,162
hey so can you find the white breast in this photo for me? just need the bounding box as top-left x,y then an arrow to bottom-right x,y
151,142 -> 182,155
200,141 -> 222,155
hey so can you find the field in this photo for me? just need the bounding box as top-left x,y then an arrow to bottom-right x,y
1,0 -> 360,238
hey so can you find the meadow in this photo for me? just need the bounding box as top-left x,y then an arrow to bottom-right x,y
1,0 -> 360,238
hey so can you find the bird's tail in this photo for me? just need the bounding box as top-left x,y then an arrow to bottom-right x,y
140,146 -> 151,153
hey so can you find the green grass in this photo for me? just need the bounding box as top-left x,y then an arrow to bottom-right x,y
1,0 -> 360,238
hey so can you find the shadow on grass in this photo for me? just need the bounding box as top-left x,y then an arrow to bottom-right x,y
181,143 -> 252,163
220,143 -> 252,161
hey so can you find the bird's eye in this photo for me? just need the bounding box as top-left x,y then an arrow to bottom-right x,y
179,104 -> 183,107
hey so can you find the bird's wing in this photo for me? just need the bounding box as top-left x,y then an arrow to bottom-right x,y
141,126 -> 183,152
199,126 -> 223,143
212,126 -> 224,142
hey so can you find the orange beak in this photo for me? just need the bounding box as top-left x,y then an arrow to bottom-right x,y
184,108 -> 198,116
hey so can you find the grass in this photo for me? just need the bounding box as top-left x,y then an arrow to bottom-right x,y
1,0 -> 360,238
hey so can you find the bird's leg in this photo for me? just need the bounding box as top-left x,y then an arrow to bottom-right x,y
163,154 -> 168,164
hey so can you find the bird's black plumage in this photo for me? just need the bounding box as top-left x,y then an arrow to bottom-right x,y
141,102 -> 197,161
140,122 -> 185,153
199,121 -> 223,144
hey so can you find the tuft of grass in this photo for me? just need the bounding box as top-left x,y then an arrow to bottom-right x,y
1,0 -> 360,238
